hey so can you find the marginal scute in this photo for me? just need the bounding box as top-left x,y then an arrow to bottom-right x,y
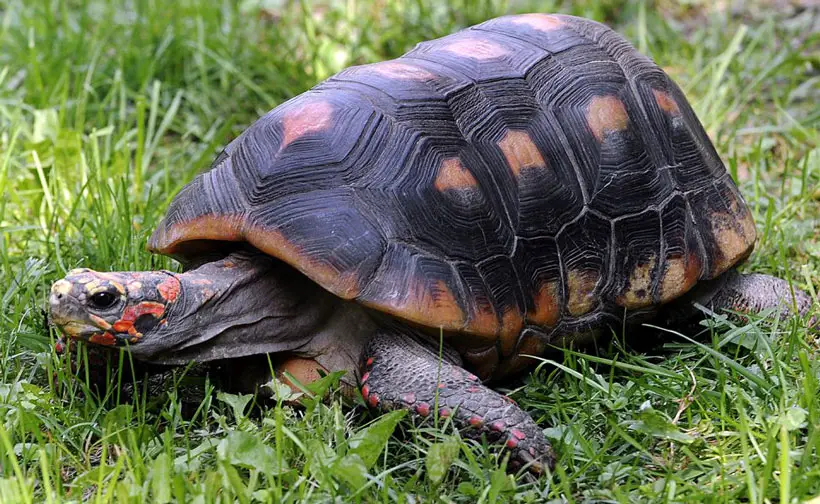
364,279 -> 465,331
499,307 -> 524,355
508,13 -> 564,32
658,252 -> 701,303
465,300 -> 499,334
616,254 -> 657,309
586,95 -> 629,142
444,38 -> 509,60
252,227 -> 361,299
527,281 -> 560,327
434,157 -> 478,192
367,61 -> 435,81
567,270 -> 600,317
497,130 -> 547,177
280,100 -> 334,149
153,215 -> 361,299
710,210 -> 756,276
652,89 -> 680,115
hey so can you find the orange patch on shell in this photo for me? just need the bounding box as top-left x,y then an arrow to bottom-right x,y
497,130 -> 547,177
466,300 -> 499,335
652,89 -> 680,115
280,100 -> 334,150
499,307 -> 524,356
252,227 -> 360,299
434,157 -> 478,192
586,96 -> 629,142
710,210 -> 756,277
508,13 -> 564,32
149,214 -> 247,256
616,254 -> 657,309
365,279 -> 465,332
88,332 -> 117,346
527,281 -> 560,327
567,270 -> 600,317
157,276 -> 181,303
444,38 -> 509,60
658,252 -> 701,303
367,61 -> 435,81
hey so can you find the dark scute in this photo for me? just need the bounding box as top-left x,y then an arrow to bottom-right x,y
476,15 -> 591,54
254,188 -> 386,288
557,211 -> 612,291
611,210 -> 662,302
513,237 -> 563,321
475,254 -> 526,332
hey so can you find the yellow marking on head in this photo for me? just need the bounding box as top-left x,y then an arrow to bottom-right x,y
109,281 -> 126,295
567,270 -> 600,317
128,281 -> 143,291
89,314 -> 112,330
616,254 -> 657,309
51,280 -> 73,296
586,96 -> 629,142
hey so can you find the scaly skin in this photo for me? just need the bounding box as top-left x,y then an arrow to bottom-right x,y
360,329 -> 555,474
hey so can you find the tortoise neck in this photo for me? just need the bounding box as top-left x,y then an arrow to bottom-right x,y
129,251 -> 372,370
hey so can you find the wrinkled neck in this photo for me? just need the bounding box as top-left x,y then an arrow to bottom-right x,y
129,251 -> 373,369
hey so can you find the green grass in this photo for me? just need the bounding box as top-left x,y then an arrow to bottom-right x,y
1,0 -> 818,501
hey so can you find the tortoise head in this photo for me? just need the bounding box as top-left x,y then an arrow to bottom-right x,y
49,268 -> 180,347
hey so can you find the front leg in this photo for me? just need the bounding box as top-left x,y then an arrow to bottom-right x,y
360,328 -> 555,474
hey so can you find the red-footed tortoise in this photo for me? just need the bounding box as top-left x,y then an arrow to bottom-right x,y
50,13 -> 814,473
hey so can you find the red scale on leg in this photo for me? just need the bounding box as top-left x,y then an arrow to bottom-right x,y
402,392 -> 416,404
361,371 -> 370,383
368,393 -> 380,408
468,415 -> 484,428
510,428 -> 526,440
490,421 -> 505,432
439,407 -> 451,418
415,402 -> 431,416
361,384 -> 370,401
365,357 -> 374,367
506,437 -> 520,449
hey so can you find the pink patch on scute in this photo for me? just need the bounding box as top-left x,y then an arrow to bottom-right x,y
280,101 -> 334,149
402,392 -> 416,404
416,403 -> 431,416
444,38 -> 509,60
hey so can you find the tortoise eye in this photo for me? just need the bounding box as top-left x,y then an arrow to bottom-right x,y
89,291 -> 118,310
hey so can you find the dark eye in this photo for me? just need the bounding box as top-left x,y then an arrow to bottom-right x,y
89,291 -> 118,309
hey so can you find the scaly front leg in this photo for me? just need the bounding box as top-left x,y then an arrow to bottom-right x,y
359,328 -> 554,474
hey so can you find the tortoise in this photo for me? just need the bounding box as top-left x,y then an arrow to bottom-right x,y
49,13 -> 814,473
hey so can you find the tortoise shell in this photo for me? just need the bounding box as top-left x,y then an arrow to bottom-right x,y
149,14 -> 755,354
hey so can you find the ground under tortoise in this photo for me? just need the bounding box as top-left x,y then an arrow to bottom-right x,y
50,13 -> 814,473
